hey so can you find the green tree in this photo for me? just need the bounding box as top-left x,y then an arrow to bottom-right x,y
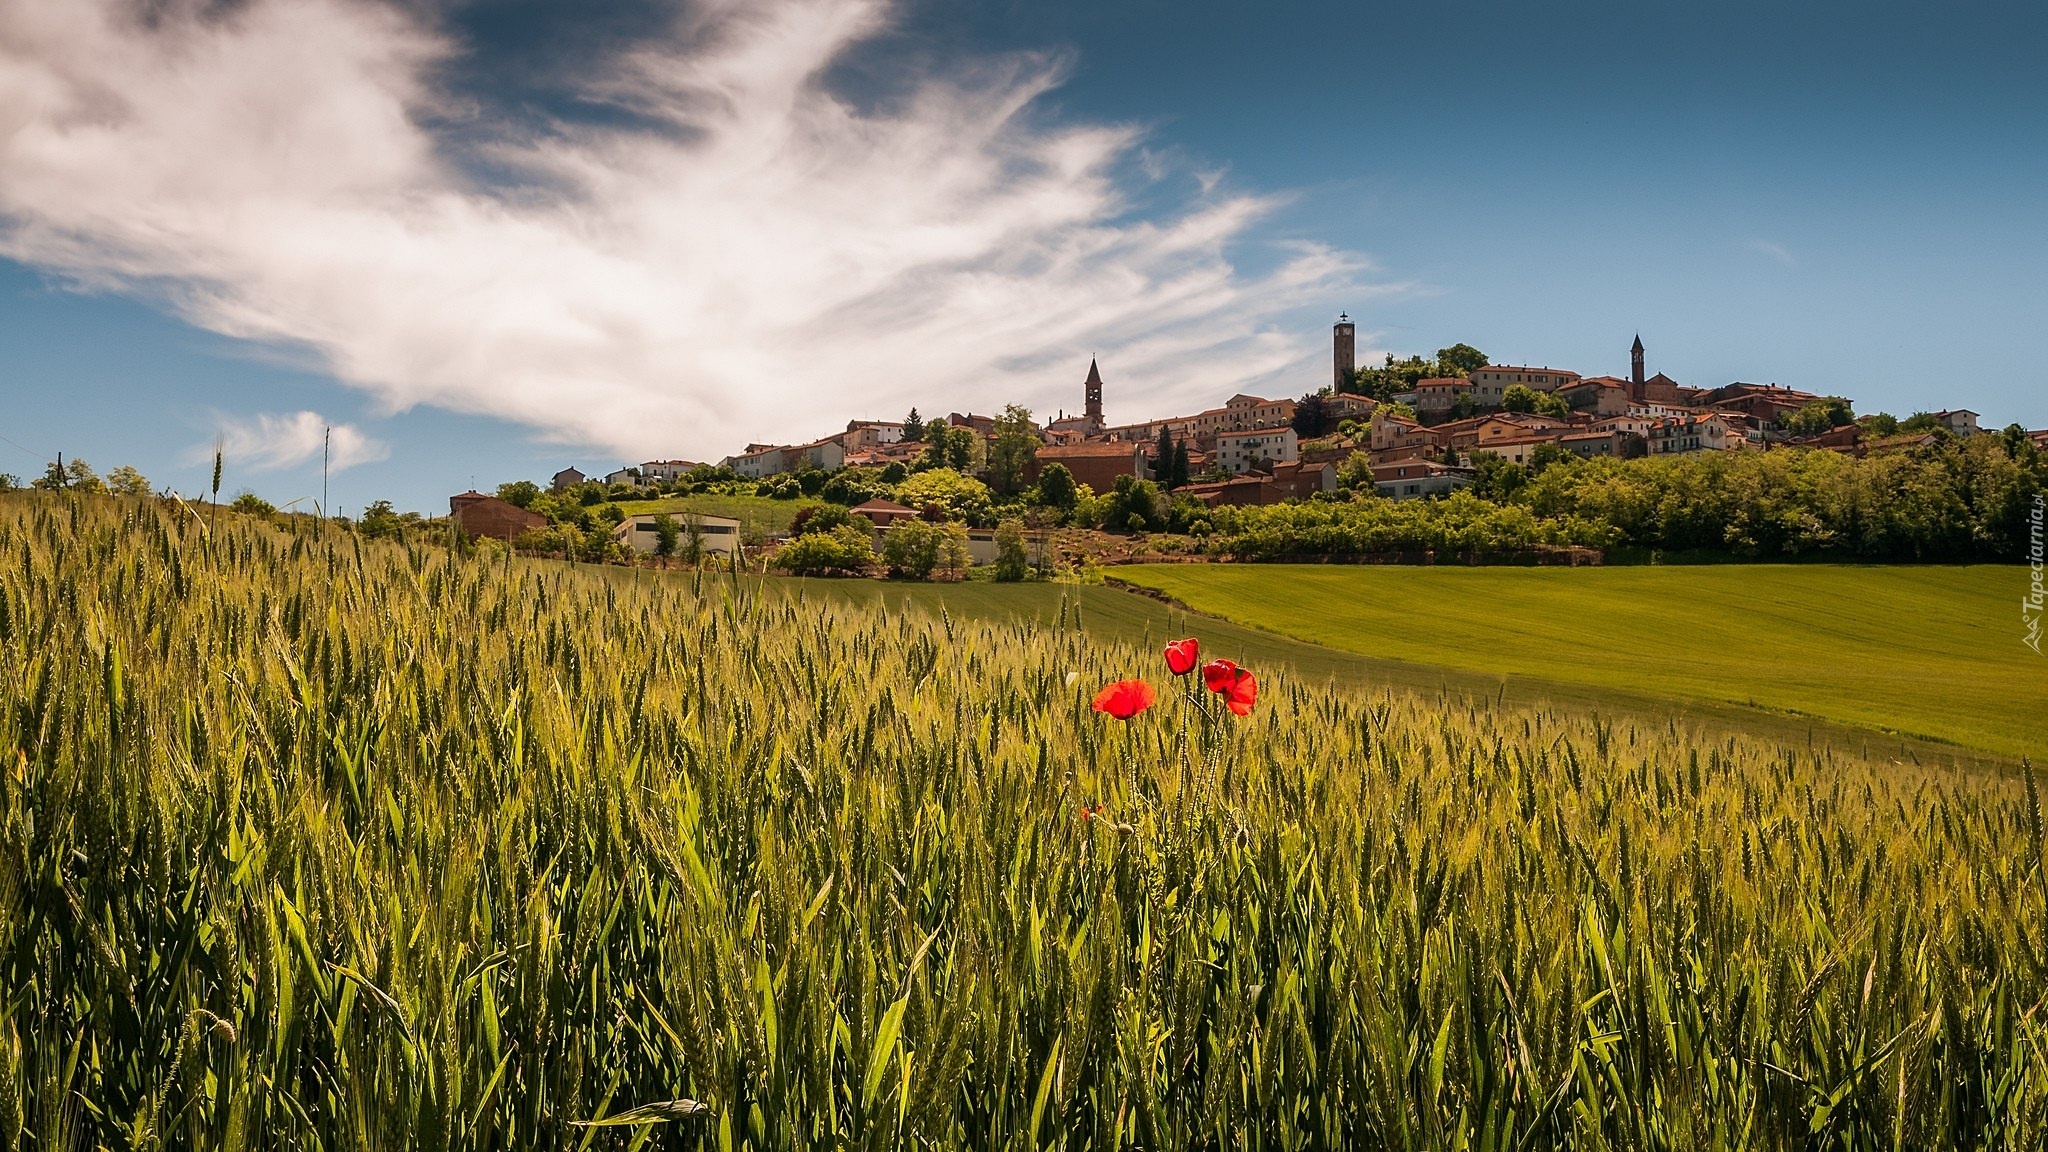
652,514 -> 680,563
880,518 -> 944,578
1153,426 -> 1176,486
1100,474 -> 1165,533
230,491 -> 275,516
1859,412 -> 1900,437
1293,394 -> 1334,440
0,474 -> 17,492
987,405 -> 1040,495
64,458 -> 106,495
1527,442 -> 1575,473
497,480 -> 542,508
917,425 -> 982,473
1171,441 -> 1191,489
792,504 -> 853,535
30,460 -> 62,492
681,515 -> 707,564
901,408 -> 925,442
105,465 -> 152,497
1781,396 -> 1855,435
1501,385 -> 1542,414
1435,343 -> 1490,375
895,467 -> 994,524
993,519 -> 1029,581
1448,392 -> 1479,420
1468,452 -> 1529,500
940,522 -> 971,579
1031,463 -> 1079,520
773,525 -> 874,576
359,500 -> 403,538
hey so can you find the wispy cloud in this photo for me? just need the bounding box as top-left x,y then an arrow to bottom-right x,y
186,412 -> 389,473
1746,239 -> 1798,269
0,0 -> 1375,459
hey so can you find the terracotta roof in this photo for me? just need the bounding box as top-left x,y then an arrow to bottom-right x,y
850,498 -> 915,514
1035,442 -> 1141,458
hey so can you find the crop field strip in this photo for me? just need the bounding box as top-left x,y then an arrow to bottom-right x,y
1,495 -> 2045,1149
1111,563 -> 2041,764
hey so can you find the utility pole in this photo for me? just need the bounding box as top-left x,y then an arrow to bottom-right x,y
322,425 -> 330,520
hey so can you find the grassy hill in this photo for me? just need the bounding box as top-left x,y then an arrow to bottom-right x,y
1108,563 -> 2041,762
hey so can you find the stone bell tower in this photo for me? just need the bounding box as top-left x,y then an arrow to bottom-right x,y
1083,358 -> 1104,433
1631,334 -> 1645,389
1334,313 -> 1356,390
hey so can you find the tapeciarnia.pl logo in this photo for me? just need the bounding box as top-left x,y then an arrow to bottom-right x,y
2026,492 -> 2045,654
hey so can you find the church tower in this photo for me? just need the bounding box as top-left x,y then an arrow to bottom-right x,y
1631,334 -> 1645,388
1333,313 -> 1356,390
1084,358 -> 1104,433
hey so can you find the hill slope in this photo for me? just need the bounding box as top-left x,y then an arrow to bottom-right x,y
1110,563 -> 2040,761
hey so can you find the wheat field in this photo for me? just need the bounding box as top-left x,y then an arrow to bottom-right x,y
1,496 -> 2043,1150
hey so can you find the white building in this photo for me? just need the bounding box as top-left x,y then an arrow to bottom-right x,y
640,459 -> 701,482
1929,410 -> 1981,436
1645,413 -> 1735,455
1214,427 -> 1299,474
611,513 -> 744,556
1470,365 -> 1582,400
1371,461 -> 1473,500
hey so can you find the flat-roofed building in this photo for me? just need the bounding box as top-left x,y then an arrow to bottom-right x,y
611,513 -> 744,556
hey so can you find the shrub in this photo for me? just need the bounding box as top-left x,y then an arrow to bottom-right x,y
880,519 -> 944,579
771,524 -> 874,576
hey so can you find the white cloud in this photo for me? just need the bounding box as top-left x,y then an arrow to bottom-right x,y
0,0 -> 1374,460
188,411 -> 389,473
1747,239 -> 1798,269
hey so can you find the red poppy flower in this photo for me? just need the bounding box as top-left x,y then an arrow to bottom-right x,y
1201,659 -> 1258,716
1091,679 -> 1156,721
1163,638 -> 1201,676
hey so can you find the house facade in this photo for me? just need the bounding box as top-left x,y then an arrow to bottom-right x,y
1470,366 -> 1582,400
449,491 -> 547,541
1371,461 -> 1474,500
611,513 -> 743,556
1214,427 -> 1299,474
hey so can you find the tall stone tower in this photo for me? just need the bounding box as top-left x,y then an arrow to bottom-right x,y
1631,334 -> 1645,388
1084,358 -> 1104,433
1333,313 -> 1356,390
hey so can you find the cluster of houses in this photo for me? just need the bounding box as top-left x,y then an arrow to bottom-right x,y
449,319 -> 2006,542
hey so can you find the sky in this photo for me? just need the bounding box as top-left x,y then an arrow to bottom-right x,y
0,0 -> 2041,513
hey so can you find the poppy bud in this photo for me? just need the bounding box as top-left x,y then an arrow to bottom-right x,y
1163,638 -> 1200,676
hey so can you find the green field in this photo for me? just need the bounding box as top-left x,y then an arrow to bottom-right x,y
7,498 -> 2047,1146
1110,563 -> 2042,761
612,491 -> 823,535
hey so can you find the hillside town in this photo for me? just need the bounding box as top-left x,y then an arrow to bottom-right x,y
529,320 -> 2004,507
434,316 -> 2044,571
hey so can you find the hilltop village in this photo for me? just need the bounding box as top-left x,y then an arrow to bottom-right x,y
551,321 -> 1993,507
440,318 -> 2043,571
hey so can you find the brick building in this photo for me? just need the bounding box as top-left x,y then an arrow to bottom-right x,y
450,492 -> 547,541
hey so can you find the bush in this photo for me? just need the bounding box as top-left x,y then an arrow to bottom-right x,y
993,520 -> 1029,581
791,504 -> 853,535
893,468 -> 994,525
229,491 -> 276,517
771,525 -> 874,576
880,519 -> 945,579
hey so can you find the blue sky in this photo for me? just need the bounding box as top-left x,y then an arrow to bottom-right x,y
1,0 -> 2041,512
